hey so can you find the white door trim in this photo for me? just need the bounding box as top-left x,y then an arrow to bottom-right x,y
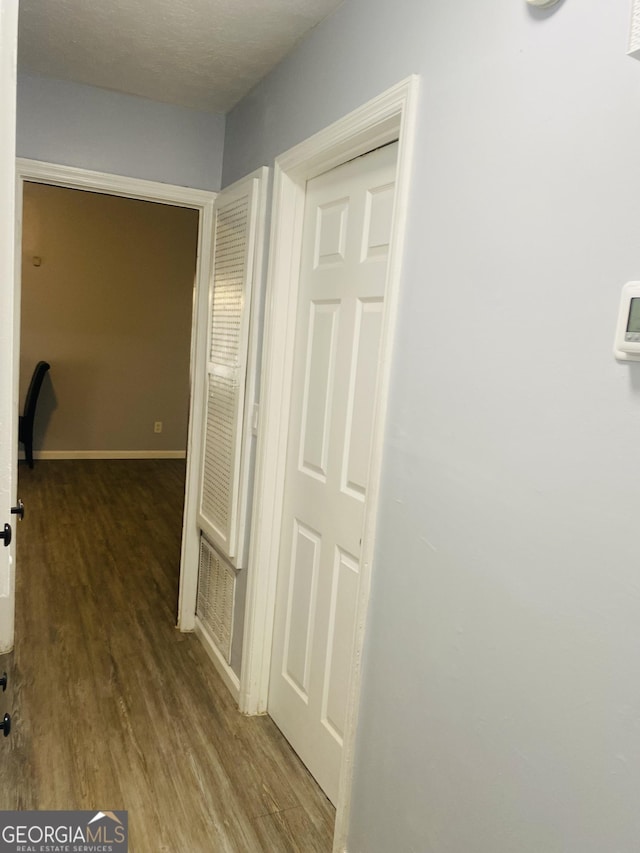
14,158 -> 216,634
239,76 -> 419,851
0,0 -> 19,654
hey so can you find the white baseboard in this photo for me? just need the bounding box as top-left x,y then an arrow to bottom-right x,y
20,450 -> 187,460
194,617 -> 241,704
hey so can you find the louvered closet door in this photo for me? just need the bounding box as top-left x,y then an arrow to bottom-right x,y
198,178 -> 260,563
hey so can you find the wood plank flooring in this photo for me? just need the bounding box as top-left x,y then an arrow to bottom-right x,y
0,460 -> 334,852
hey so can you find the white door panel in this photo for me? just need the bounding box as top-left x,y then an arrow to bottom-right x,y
269,143 -> 398,803
198,175 -> 262,567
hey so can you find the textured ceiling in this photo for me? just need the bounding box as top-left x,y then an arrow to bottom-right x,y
18,0 -> 343,114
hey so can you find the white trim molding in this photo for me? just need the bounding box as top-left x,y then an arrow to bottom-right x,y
0,0 -> 19,654
194,617 -> 241,702
14,158 -> 216,637
16,158 -> 214,209
239,76 -> 419,852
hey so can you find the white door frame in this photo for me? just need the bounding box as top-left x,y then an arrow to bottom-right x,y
240,76 -> 419,850
14,158 -> 216,634
0,0 -> 19,654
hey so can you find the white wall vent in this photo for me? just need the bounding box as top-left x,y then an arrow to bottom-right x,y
629,0 -> 640,58
196,535 -> 236,664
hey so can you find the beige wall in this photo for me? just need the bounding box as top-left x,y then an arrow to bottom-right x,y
20,183 -> 199,455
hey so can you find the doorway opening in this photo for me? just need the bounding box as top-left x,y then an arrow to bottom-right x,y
20,183 -> 198,462
15,158 -> 216,629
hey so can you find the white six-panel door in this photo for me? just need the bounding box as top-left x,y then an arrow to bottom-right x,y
268,142 -> 398,804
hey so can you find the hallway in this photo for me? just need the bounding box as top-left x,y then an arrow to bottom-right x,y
0,460 -> 334,852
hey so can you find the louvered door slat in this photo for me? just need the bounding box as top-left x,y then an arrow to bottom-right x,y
198,178 -> 260,561
201,373 -> 236,535
196,535 -> 236,663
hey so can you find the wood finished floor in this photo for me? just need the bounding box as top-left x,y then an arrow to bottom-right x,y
0,460 -> 334,852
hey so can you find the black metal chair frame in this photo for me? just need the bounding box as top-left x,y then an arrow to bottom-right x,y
19,361 -> 50,469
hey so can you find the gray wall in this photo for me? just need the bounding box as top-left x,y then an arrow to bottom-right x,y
224,1 -> 640,851
17,73 -> 225,190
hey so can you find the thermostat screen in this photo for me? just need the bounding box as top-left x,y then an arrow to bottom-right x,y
627,298 -> 640,334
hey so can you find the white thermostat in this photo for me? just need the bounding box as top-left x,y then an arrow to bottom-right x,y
614,281 -> 640,361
